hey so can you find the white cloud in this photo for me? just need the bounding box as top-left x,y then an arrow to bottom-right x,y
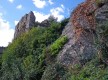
33,11 -> 50,22
33,5 -> 65,22
0,15 -> 14,47
50,6 -> 64,21
14,20 -> 19,25
48,0 -> 54,5
61,4 -> 65,9
16,5 -> 23,9
0,13 -> 3,16
8,0 -> 14,3
32,0 -> 46,8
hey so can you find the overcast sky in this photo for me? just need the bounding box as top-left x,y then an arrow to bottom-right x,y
0,0 -> 85,47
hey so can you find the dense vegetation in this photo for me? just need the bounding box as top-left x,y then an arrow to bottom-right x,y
0,18 -> 69,80
0,8 -> 108,80
68,58 -> 108,80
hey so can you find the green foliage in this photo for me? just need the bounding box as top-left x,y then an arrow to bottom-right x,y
96,22 -> 108,35
96,21 -> 108,63
68,59 -> 108,80
23,55 -> 33,69
0,18 -> 68,80
41,63 -> 68,80
61,18 -> 69,27
50,36 -> 68,56
42,36 -> 68,65
1,58 -> 24,80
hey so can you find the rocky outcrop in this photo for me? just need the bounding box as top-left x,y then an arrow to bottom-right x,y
57,0 -> 98,67
39,20 -> 50,27
57,23 -> 96,66
35,19 -> 50,27
14,11 -> 35,39
72,0 -> 97,30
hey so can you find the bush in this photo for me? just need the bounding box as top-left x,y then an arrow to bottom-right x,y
0,19 -> 67,80
41,63 -> 68,80
96,21 -> 108,64
50,36 -> 68,56
68,59 -> 108,80
42,36 -> 68,65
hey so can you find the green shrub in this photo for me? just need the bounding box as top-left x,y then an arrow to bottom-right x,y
96,21 -> 108,63
23,55 -> 33,69
68,59 -> 108,80
50,36 -> 68,56
41,63 -> 68,80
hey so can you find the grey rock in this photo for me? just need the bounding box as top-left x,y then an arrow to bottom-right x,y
57,1 -> 108,67
57,21 -> 96,67
95,3 -> 108,24
14,11 -> 35,39
39,19 -> 50,27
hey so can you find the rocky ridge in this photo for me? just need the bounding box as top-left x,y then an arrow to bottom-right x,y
14,11 -> 35,39
14,12 -> 55,39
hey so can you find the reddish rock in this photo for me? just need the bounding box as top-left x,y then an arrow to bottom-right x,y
57,0 -> 98,67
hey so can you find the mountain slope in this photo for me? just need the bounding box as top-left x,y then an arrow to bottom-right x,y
0,0 -> 108,80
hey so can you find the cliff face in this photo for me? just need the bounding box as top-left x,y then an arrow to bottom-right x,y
14,11 -> 35,39
72,0 -> 96,30
57,0 -> 108,66
57,22 -> 96,66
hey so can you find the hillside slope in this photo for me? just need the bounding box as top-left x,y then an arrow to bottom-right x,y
0,0 -> 108,80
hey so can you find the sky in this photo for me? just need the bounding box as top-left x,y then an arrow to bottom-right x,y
0,0 -> 85,47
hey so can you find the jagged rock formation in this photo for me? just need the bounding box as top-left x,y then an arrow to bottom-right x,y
14,12 -> 56,39
14,11 -> 35,39
35,15 -> 57,27
39,20 -> 50,27
35,19 -> 50,27
57,0 -> 99,66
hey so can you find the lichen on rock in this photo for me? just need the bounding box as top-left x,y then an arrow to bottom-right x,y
57,0 -> 98,67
